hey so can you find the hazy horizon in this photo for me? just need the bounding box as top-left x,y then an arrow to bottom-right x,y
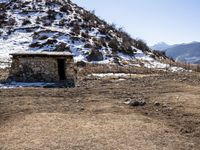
72,0 -> 200,46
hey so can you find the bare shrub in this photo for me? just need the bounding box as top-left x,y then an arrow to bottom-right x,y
22,19 -> 31,26
81,32 -> 89,39
108,38 -> 119,50
0,13 -> 7,27
38,35 -> 48,40
134,39 -> 150,52
84,43 -> 92,48
47,9 -> 57,20
59,19 -> 66,26
77,63 -> 159,77
60,4 -> 72,12
54,43 -> 70,52
71,25 -> 81,35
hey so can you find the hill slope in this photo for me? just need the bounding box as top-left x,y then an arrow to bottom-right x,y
0,0 -> 180,70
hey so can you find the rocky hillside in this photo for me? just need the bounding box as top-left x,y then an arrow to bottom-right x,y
0,0 -> 180,71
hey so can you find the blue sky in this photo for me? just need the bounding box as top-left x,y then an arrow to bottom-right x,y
72,0 -> 200,46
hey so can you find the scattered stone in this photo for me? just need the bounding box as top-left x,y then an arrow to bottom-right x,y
79,107 -> 85,111
124,98 -> 146,107
86,49 -> 103,61
154,101 -> 160,106
76,61 -> 86,67
76,99 -> 80,103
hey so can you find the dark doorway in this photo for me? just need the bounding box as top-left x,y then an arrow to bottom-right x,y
57,59 -> 66,80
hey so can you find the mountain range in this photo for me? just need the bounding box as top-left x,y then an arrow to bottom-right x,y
151,42 -> 200,64
151,42 -> 172,51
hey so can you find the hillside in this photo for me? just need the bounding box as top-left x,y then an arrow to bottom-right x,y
0,0 -> 181,71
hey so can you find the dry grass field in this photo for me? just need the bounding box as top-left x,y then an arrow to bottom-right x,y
0,69 -> 200,150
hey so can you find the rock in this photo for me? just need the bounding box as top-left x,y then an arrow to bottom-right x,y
154,101 -> 160,106
76,99 -> 80,103
55,43 -> 70,52
79,107 -> 85,111
76,61 -> 86,67
87,49 -> 103,61
125,98 -> 146,107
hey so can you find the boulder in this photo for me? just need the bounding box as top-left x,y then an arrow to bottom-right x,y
87,49 -> 103,61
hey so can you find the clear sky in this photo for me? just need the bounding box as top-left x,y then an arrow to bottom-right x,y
72,0 -> 200,46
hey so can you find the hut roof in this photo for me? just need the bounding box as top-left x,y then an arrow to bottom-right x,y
10,52 -> 73,57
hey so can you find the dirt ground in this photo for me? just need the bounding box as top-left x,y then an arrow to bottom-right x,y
0,70 -> 200,150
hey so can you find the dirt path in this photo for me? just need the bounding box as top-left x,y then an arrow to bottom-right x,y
0,73 -> 200,149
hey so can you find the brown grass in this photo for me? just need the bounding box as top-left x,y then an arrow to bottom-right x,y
76,63 -> 164,77
0,71 -> 200,149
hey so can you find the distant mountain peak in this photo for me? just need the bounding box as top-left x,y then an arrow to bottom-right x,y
156,42 -> 169,45
164,42 -> 200,64
151,42 -> 171,51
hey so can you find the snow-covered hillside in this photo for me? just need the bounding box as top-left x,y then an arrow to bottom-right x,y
0,0 -> 182,71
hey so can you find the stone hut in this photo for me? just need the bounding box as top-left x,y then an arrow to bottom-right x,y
8,52 -> 76,86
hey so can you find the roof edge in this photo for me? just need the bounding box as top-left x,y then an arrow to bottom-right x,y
10,51 -> 73,57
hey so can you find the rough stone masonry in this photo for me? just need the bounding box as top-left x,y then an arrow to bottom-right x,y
8,52 -> 76,86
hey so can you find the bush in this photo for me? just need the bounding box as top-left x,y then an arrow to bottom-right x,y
84,43 -> 92,48
134,39 -> 150,52
22,19 -> 31,26
71,25 -> 81,35
108,38 -> 119,50
70,36 -> 80,42
29,42 -> 41,48
81,32 -> 89,39
47,9 -> 57,20
55,43 -> 70,52
38,35 -> 48,40
120,46 -> 134,55
45,0 -> 62,6
76,61 -> 86,67
6,18 -> 16,26
45,39 -> 57,45
196,65 -> 200,72
0,31 -> 2,35
0,13 -> 7,27
82,11 -> 97,22
60,4 -> 72,12
0,3 -> 7,11
59,19 -> 66,26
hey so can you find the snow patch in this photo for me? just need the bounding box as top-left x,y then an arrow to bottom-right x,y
88,73 -> 130,78
0,82 -> 56,89
0,31 -> 32,67
0,0 -> 11,4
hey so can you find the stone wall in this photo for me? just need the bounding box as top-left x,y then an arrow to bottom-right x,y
8,56 -> 76,84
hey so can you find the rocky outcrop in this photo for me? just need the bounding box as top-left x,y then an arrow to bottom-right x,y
87,49 -> 103,62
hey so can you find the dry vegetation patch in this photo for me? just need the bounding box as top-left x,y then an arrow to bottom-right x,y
0,69 -> 199,149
